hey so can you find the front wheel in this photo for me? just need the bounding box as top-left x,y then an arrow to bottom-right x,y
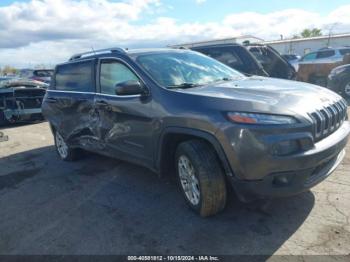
54,130 -> 80,161
175,140 -> 227,217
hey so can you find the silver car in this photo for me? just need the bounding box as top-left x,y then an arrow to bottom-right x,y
299,47 -> 350,65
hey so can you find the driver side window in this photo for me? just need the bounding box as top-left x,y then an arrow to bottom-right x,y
100,60 -> 139,95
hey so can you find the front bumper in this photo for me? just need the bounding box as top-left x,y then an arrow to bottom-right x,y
232,149 -> 346,201
221,121 -> 350,201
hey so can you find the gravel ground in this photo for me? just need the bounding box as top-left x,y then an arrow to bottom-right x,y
0,109 -> 349,257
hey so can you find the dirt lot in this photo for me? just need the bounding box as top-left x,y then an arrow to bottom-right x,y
0,109 -> 350,257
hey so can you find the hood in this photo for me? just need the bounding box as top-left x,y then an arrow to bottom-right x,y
177,76 -> 344,116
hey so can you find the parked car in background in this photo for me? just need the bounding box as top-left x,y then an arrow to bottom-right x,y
43,47 -> 349,217
327,64 -> 350,99
245,44 -> 297,80
282,54 -> 301,71
0,79 -> 48,125
19,69 -> 54,84
298,52 -> 350,87
299,47 -> 350,65
0,76 -> 16,82
188,44 -> 269,77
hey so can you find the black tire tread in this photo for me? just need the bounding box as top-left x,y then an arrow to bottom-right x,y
176,139 -> 227,217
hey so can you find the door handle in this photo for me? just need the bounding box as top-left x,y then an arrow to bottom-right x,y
96,100 -> 112,111
96,100 -> 109,106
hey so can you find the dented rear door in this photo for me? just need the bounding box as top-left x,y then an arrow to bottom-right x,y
43,59 -> 98,148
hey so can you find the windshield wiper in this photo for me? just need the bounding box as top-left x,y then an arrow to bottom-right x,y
210,77 -> 235,84
167,83 -> 201,89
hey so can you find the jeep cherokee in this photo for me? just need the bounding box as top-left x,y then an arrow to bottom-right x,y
42,47 -> 350,217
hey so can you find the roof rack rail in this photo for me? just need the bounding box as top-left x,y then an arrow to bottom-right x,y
69,47 -> 127,61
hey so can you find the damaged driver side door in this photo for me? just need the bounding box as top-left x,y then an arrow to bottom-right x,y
93,58 -> 154,167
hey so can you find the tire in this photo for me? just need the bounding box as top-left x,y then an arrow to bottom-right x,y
175,139 -> 227,217
342,79 -> 350,99
54,130 -> 81,161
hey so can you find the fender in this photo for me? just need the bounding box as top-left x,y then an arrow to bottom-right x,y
156,126 -> 234,177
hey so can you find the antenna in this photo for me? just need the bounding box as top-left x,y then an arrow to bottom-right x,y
91,46 -> 97,56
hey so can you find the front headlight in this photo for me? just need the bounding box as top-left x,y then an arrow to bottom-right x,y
227,112 -> 298,125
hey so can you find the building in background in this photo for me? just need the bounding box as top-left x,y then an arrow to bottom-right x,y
170,33 -> 350,57
169,35 -> 264,48
264,33 -> 350,56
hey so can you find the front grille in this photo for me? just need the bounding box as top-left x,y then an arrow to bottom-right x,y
310,99 -> 348,142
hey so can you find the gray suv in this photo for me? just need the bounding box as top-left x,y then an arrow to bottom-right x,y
42,47 -> 350,217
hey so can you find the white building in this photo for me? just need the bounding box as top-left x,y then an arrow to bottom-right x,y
170,33 -> 350,57
169,35 -> 264,48
264,33 -> 350,56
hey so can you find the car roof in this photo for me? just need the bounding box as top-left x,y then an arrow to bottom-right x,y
318,47 -> 350,51
127,48 -> 190,56
188,43 -> 242,49
66,47 -> 198,63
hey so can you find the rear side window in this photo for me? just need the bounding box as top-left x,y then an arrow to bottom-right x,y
197,47 -> 242,66
194,46 -> 261,74
340,49 -> 350,55
34,70 -> 53,77
316,50 -> 335,59
55,60 -> 94,92
301,52 -> 317,61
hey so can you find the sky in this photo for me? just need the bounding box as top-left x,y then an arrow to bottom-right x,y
0,0 -> 350,68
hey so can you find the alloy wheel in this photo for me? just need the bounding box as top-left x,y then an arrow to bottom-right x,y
178,155 -> 201,205
56,132 -> 68,159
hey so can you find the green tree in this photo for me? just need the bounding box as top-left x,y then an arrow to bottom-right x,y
300,28 -> 322,38
2,65 -> 18,76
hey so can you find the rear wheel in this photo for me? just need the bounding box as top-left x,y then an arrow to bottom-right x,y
175,140 -> 227,217
54,130 -> 80,161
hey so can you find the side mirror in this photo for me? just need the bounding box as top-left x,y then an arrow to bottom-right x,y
115,80 -> 146,96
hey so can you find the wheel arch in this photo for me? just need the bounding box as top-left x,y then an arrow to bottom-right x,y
156,127 -> 233,178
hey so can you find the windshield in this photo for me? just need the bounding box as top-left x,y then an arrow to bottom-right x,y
136,51 -> 244,88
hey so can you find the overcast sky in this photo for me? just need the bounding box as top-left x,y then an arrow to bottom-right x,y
0,0 -> 350,68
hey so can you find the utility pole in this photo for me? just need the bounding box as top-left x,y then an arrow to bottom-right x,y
327,23 -> 338,47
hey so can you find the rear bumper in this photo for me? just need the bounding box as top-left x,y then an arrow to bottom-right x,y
3,108 -> 42,121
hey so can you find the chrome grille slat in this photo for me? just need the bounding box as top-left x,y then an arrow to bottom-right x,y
323,108 -> 332,132
334,103 -> 342,126
329,105 -> 337,129
316,110 -> 325,138
310,99 -> 348,142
